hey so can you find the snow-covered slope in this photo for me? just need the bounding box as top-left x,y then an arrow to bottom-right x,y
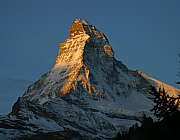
138,70 -> 180,97
0,19 -> 180,139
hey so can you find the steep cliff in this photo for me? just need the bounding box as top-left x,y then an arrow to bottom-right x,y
0,19 -> 179,139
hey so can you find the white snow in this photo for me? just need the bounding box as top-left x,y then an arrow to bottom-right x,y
29,116 -> 64,132
4,19 -> 180,139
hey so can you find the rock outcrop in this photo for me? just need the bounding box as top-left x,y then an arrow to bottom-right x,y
0,19 -> 180,139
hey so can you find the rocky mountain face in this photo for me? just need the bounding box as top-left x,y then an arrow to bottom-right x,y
0,19 -> 180,139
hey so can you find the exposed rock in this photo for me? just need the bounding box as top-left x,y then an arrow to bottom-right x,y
0,19 -> 180,139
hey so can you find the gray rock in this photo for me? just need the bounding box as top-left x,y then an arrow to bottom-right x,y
0,19 -> 180,139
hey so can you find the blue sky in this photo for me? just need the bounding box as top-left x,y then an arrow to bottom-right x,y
0,0 -> 180,115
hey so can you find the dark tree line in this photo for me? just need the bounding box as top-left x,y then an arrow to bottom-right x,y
112,86 -> 180,140
149,86 -> 180,121
112,54 -> 180,140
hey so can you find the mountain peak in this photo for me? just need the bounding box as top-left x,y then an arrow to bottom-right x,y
23,19 -> 115,103
55,19 -> 114,67
1,19 -> 180,139
22,18 -> 180,114
69,19 -> 86,38
69,19 -> 109,42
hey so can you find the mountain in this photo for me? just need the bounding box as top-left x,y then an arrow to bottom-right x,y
0,19 -> 180,139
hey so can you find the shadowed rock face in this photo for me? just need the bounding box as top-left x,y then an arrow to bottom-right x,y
1,19 -> 180,139
23,19 -> 116,103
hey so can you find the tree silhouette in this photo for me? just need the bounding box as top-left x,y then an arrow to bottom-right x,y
113,86 -> 180,140
149,86 -> 180,120
176,53 -> 180,84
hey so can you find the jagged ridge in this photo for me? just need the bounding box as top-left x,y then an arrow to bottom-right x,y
1,19 -> 180,139
23,19 -> 114,104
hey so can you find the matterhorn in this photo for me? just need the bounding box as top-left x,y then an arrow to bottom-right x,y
0,19 -> 179,139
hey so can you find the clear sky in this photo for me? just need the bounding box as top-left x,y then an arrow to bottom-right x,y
0,0 -> 180,115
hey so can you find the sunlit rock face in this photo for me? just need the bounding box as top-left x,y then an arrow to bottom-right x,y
23,19 -> 115,103
1,19 -> 180,139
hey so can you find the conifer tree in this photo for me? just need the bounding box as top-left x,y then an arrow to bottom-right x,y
176,53 -> 180,84
149,86 -> 180,120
